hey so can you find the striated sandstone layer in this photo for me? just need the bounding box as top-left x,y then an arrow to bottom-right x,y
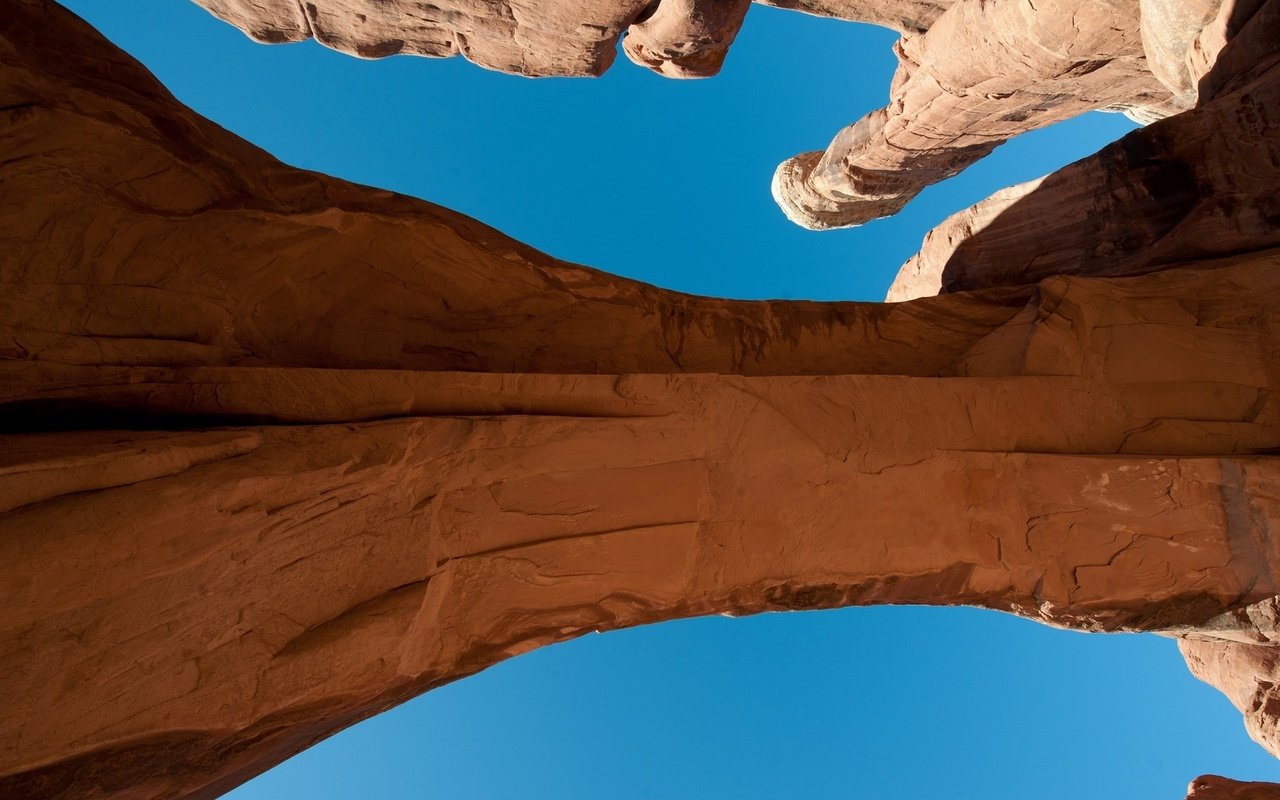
4,1 -> 1280,798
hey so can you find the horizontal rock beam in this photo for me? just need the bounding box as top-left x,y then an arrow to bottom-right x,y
4,387 -> 1280,797
5,1 -> 1280,797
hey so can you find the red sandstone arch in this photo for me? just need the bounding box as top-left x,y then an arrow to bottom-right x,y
3,2 -> 1280,798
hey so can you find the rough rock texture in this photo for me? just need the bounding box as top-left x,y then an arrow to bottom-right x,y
1181,620 -> 1280,761
191,0 -> 952,79
779,0 -> 1280,230
773,0 -> 1186,228
888,0 -> 1280,301
187,0 -> 1238,231
5,0 -> 1280,798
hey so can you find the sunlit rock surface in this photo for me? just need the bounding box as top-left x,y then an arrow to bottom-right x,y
2,0 -> 1280,797
888,0 -> 1280,300
781,0 -> 1273,230
189,0 -> 1246,231
192,0 -> 953,77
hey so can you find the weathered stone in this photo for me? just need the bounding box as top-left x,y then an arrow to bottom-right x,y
185,0 -> 1239,231
5,1 -> 1280,798
756,0 -> 950,34
190,0 -> 955,79
1140,0 -> 1223,104
887,0 -> 1280,300
774,0 -> 1197,229
779,0 -> 1280,230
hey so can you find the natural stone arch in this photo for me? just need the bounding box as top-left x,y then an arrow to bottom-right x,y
3,2 -> 1280,799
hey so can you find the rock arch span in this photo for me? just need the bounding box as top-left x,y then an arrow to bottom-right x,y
2,1 -> 1280,798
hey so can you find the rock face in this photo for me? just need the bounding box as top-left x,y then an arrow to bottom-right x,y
777,0 -> 1280,231
3,1 -> 1280,799
1187,776 -> 1280,799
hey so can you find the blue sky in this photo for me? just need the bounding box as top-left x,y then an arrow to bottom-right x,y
62,1 -> 1280,797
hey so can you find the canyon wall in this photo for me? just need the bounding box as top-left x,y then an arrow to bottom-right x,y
2,0 -> 1280,798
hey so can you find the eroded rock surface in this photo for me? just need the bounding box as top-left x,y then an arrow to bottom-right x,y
888,0 -> 1280,300
4,1 -> 1280,798
192,0 -> 952,78
188,0 -> 1245,232
780,0 -> 1280,230
1188,776 -> 1280,799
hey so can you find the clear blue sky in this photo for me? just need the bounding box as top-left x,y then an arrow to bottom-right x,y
62,1 -> 1280,797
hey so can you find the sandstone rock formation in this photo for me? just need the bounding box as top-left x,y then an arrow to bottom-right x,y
191,0 -> 951,78
3,0 -> 1280,798
777,0 -> 1278,230
1183,636 -> 1280,761
1188,775 -> 1280,799
772,0 -> 1177,228
887,0 -> 1280,300
185,0 -> 1245,232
